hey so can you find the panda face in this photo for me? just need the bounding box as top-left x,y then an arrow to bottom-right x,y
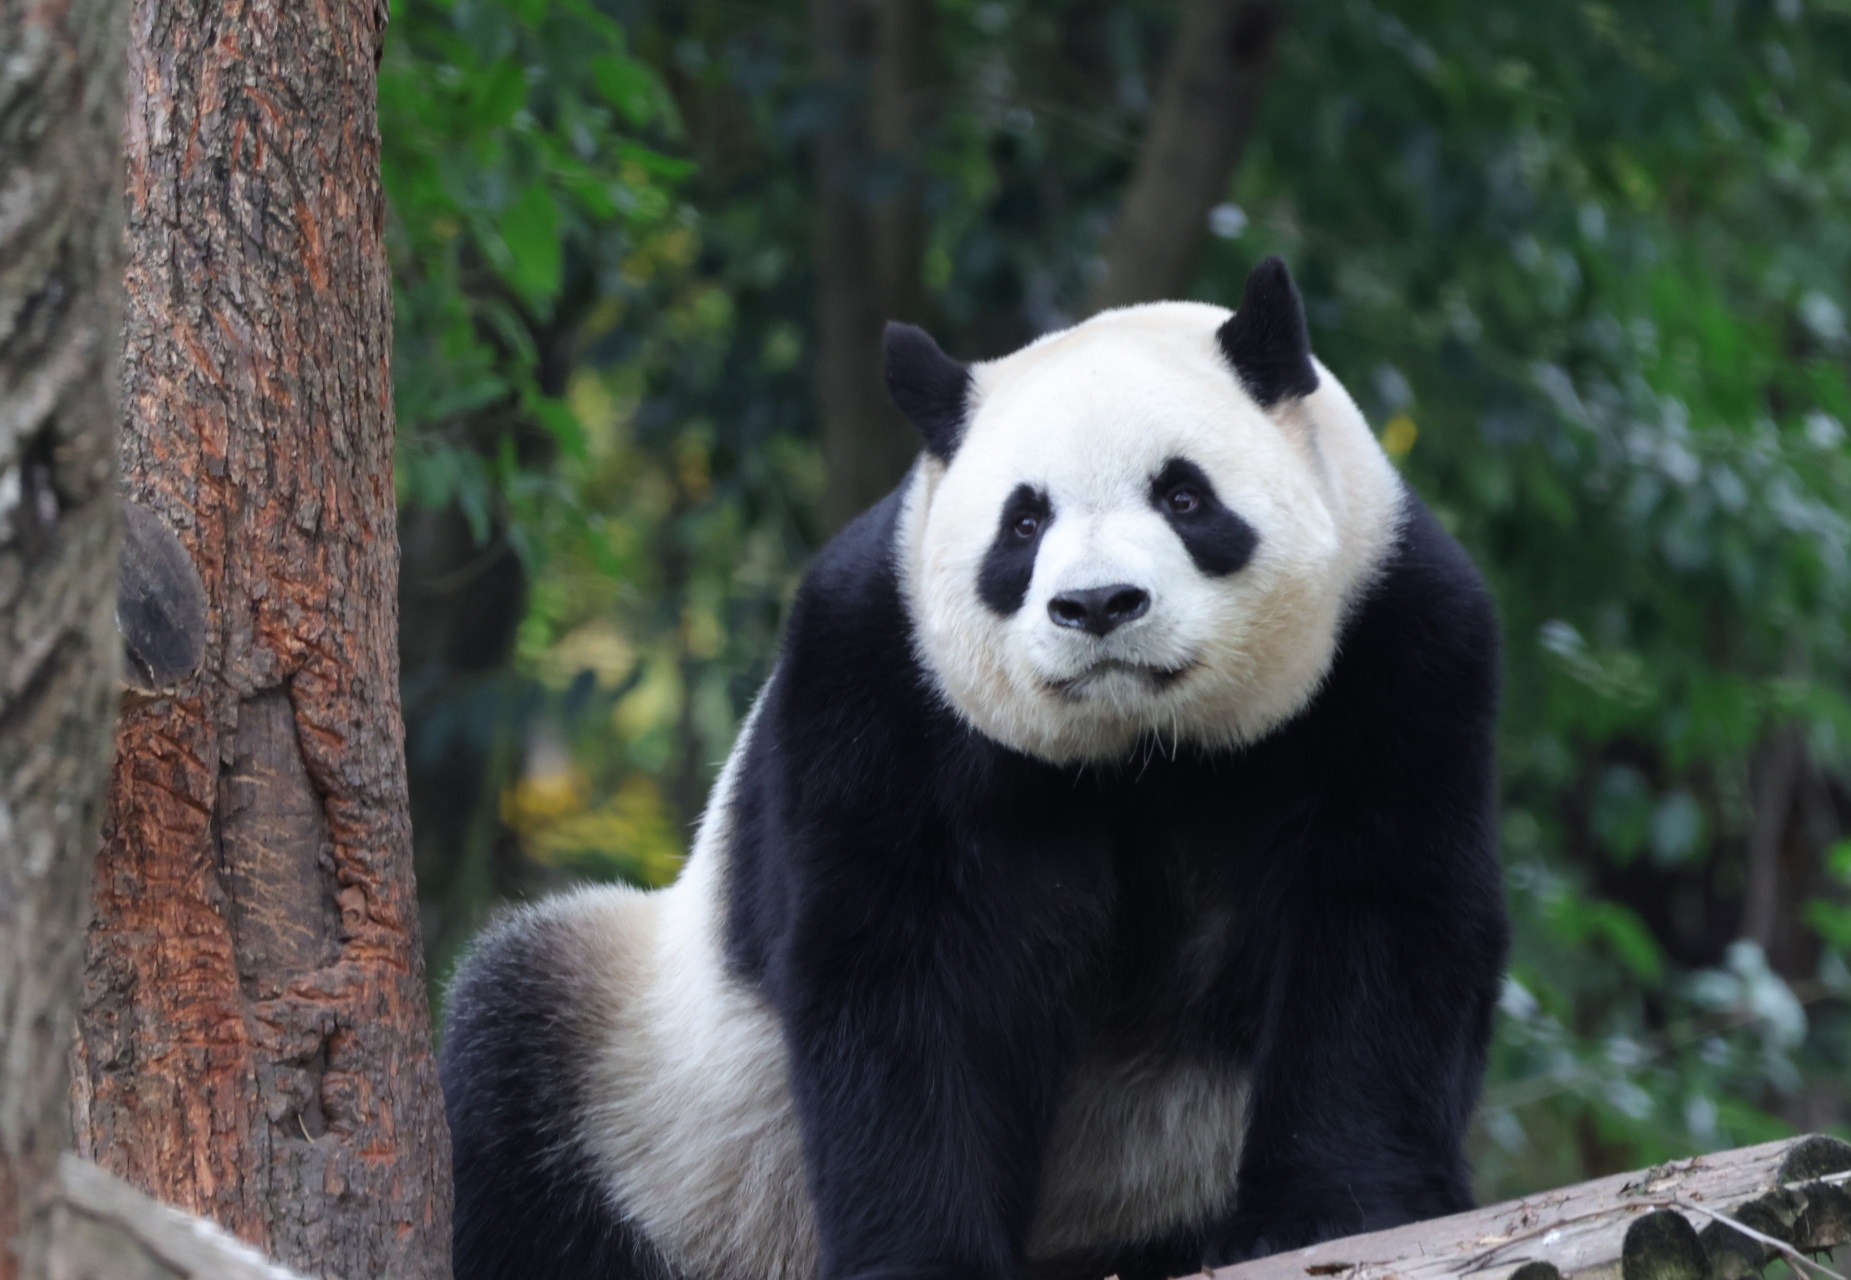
894,290 -> 1402,765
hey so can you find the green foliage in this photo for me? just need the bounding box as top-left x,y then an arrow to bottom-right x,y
380,0 -> 688,551
1230,0 -> 1851,1193
386,0 -> 1851,1200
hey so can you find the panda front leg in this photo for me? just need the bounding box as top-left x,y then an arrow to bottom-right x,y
770,883 -> 1070,1280
1203,878 -> 1507,1266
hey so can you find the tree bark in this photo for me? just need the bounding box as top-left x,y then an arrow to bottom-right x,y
70,0 -> 452,1276
813,0 -> 931,533
1091,0 -> 1283,312
0,0 -> 127,1274
1744,724 -> 1804,957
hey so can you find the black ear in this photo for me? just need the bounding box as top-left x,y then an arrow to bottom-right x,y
884,322 -> 972,461
1216,256 -> 1319,409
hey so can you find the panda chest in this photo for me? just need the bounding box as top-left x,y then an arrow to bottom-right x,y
1020,838 -> 1261,1258
1026,1055 -> 1249,1259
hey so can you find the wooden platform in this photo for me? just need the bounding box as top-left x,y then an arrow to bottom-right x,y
1211,1136 -> 1851,1280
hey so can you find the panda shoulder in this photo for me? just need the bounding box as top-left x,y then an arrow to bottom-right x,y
1382,490 -> 1496,642
786,483 -> 912,640
767,479 -> 941,720
1336,486 -> 1498,712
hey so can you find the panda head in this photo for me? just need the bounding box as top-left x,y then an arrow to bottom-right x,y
890,258 -> 1405,765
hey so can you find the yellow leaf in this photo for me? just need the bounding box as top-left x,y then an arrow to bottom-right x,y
1383,413 -> 1419,460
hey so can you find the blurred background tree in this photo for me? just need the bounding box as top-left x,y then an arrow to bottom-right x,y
381,0 -> 1851,1201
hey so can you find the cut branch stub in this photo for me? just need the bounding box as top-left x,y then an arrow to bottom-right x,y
1793,1180 -> 1851,1251
1622,1211 -> 1712,1280
1509,1263 -> 1564,1280
117,500 -> 207,694
1778,1135 -> 1851,1184
1696,1216 -> 1767,1280
1731,1192 -> 1801,1250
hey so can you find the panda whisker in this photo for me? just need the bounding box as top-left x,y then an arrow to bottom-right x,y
1136,730 -> 1160,782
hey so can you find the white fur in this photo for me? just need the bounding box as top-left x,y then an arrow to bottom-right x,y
534,303 -> 1403,1274
897,302 -> 1404,764
1028,1059 -> 1249,1258
543,704 -> 1252,1276
555,699 -> 821,1280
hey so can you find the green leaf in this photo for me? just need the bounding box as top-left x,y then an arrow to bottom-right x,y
551,0 -> 624,42
1711,1096 -> 1794,1147
592,55 -> 665,128
1805,900 -> 1851,950
614,142 -> 695,181
469,58 -> 528,129
1546,894 -> 1664,985
1828,840 -> 1851,884
530,395 -> 589,462
405,443 -> 458,511
455,459 -> 494,546
498,184 -> 562,305
1589,903 -> 1664,985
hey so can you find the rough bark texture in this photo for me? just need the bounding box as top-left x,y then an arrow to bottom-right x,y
1091,0 -> 1282,311
0,0 -> 127,1274
70,0 -> 452,1275
813,0 -> 931,532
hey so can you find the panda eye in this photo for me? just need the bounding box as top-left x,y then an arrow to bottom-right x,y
1012,514 -> 1040,539
1166,486 -> 1201,515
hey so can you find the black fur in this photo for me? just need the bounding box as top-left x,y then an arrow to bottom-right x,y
885,322 -> 973,460
719,482 -> 1506,1280
1217,257 -> 1320,408
443,915 -> 682,1280
978,484 -> 1054,615
445,466 -> 1507,1280
1150,458 -> 1259,576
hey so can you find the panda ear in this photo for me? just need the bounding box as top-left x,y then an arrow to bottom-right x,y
1216,256 -> 1320,409
884,322 -> 972,461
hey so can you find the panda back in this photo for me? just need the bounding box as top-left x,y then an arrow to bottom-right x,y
442,889 -> 680,1280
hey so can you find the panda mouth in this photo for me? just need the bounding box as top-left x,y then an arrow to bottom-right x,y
1047,658 -> 1195,699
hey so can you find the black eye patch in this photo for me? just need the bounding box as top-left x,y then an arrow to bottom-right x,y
1150,458 -> 1258,576
978,484 -> 1052,615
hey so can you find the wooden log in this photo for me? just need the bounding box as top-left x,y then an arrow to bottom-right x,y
1212,1136 -> 1851,1280
21,1156 -> 306,1280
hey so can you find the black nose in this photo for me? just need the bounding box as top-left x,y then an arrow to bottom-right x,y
1047,584 -> 1151,637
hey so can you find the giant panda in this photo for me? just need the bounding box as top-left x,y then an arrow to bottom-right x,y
440,257 -> 1508,1280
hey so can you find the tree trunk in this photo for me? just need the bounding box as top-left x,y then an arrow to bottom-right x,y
813,0 -> 931,533
1744,725 -> 1803,954
69,0 -> 453,1275
0,0 -> 127,1273
1091,0 -> 1283,311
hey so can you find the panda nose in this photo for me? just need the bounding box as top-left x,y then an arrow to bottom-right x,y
1047,584 -> 1151,637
